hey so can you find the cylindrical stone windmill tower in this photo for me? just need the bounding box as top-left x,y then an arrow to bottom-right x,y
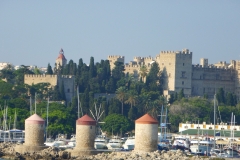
25,113 -> 45,146
134,113 -> 158,152
72,114 -> 98,156
15,113 -> 47,153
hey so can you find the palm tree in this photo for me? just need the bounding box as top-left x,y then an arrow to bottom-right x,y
116,87 -> 126,115
125,90 -> 138,108
147,95 -> 166,119
139,93 -> 151,113
139,65 -> 148,82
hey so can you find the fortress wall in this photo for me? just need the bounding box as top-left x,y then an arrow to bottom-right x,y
234,61 -> 240,101
58,75 -> 75,103
192,66 -> 235,98
108,55 -> 125,70
24,74 -> 58,86
24,74 -> 75,103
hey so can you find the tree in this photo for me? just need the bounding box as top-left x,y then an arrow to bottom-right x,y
139,65 -> 148,82
89,57 -> 96,78
145,62 -> 162,92
46,63 -> 53,74
112,61 -> 125,82
115,87 -> 127,115
217,88 -> 225,105
178,89 -> 185,100
34,67 -> 41,74
125,90 -> 138,109
226,92 -> 235,106
102,114 -> 133,136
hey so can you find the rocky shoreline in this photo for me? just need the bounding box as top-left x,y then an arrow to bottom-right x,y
0,142 -> 213,160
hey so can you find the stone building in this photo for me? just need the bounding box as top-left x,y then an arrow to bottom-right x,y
24,74 -> 75,103
107,55 -> 124,70
155,49 -> 192,98
108,48 -> 240,101
24,49 -> 74,103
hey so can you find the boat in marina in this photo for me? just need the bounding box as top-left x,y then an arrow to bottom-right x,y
122,136 -> 135,150
217,147 -> 240,158
171,136 -> 190,151
0,129 -> 25,143
106,136 -> 123,150
190,137 -> 214,154
44,134 -> 76,149
94,135 -> 107,149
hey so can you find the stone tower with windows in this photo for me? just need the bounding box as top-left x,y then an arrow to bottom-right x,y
155,49 -> 192,98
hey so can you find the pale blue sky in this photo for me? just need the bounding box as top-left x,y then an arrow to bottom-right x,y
1,1 -> 240,68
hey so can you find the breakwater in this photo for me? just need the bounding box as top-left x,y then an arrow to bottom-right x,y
0,142 -> 212,160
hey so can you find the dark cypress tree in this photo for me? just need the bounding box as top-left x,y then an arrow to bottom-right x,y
217,88 -> 225,104
178,89 -> 185,100
112,61 -> 125,82
226,92 -> 234,106
89,57 -> 96,79
46,63 -> 53,75
77,58 -> 84,76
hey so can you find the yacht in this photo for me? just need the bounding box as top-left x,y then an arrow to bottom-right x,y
44,134 -> 74,148
122,136 -> 135,150
217,148 -> 240,158
171,136 -> 190,151
94,135 -> 107,149
106,136 -> 123,150
190,137 -> 214,154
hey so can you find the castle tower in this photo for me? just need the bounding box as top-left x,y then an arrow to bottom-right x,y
200,58 -> 208,67
72,114 -> 97,156
156,49 -> 192,98
134,113 -> 158,152
107,55 -> 125,70
56,48 -> 67,69
15,114 -> 47,153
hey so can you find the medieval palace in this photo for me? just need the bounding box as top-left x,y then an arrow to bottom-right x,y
24,48 -> 240,102
108,49 -> 240,101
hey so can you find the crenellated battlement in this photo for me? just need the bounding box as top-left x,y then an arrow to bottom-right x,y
108,55 -> 124,59
24,74 -> 75,103
160,48 -> 192,55
24,74 -> 74,79
192,64 -> 233,71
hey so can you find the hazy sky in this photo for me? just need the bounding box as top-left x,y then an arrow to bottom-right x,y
1,1 -> 240,68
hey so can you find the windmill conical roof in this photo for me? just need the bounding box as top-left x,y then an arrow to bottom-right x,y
25,114 -> 45,124
76,114 -> 96,125
135,113 -> 158,124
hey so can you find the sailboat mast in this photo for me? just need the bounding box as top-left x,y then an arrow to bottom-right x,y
35,92 -> 37,114
160,105 -> 163,140
30,96 -> 32,115
164,108 -> 167,140
77,86 -> 80,118
213,94 -> 216,149
46,97 -> 49,139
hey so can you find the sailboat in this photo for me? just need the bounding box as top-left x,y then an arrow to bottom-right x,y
190,120 -> 214,155
158,105 -> 171,150
216,113 -> 240,158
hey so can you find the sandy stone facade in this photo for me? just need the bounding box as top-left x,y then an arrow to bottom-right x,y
25,124 -> 45,146
75,125 -> 96,150
109,48 -> 240,101
135,123 -> 158,152
24,74 -> 75,102
108,55 -> 124,70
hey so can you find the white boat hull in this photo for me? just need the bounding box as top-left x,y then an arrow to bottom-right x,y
123,144 -> 134,150
94,142 -> 107,149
